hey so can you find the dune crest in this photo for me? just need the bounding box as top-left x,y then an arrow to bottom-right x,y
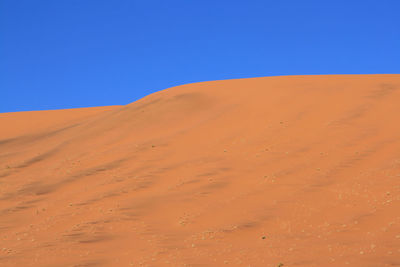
1,75 -> 400,266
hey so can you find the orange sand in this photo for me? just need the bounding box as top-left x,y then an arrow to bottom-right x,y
0,75 -> 399,266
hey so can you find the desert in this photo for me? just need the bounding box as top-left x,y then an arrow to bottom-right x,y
1,75 -> 400,266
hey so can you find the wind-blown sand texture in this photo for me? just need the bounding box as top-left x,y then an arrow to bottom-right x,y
1,75 -> 400,267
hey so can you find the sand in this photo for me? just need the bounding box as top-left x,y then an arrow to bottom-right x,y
0,75 -> 399,266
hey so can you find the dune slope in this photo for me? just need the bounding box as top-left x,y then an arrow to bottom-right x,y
0,75 -> 400,267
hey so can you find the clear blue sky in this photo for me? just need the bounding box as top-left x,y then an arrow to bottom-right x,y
1,0 -> 399,113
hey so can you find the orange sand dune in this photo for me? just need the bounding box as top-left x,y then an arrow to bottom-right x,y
1,75 -> 400,267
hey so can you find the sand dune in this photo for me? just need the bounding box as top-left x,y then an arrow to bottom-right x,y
1,75 -> 400,266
